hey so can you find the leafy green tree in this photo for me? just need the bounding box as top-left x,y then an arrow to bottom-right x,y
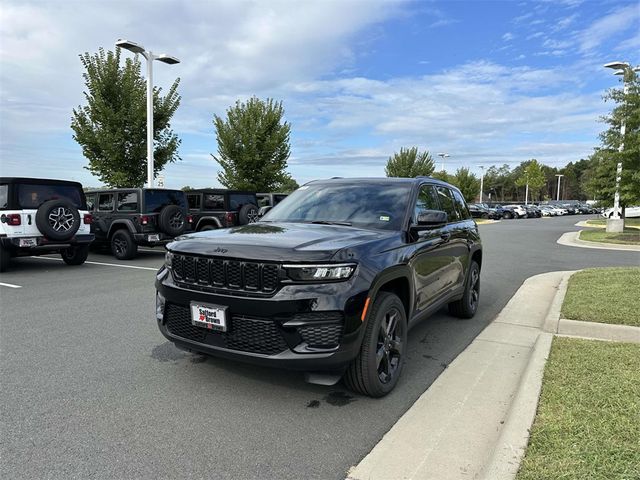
449,167 -> 480,202
181,186 -> 193,191
483,164 -> 512,202
432,171 -> 450,183
277,175 -> 299,193
71,47 -> 181,187
385,147 -> 435,177
213,97 -> 291,191
514,159 -> 546,202
588,69 -> 640,208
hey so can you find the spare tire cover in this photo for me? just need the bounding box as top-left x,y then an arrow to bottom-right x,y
35,199 -> 80,241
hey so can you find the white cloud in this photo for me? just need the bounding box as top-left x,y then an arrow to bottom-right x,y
578,3 -> 640,52
502,32 -> 515,42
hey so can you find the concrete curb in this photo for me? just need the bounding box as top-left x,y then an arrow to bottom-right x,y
557,231 -> 640,252
574,220 -> 640,230
479,332 -> 553,480
558,318 -> 640,344
542,272 -> 573,333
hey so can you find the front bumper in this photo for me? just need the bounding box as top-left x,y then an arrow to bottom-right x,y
1,234 -> 94,253
155,267 -> 368,371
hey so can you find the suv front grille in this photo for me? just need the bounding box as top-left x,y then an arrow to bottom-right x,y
164,303 -> 288,356
172,254 -> 280,294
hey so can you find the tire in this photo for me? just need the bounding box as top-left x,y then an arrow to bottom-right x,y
344,292 -> 407,397
110,229 -> 138,260
238,203 -> 259,225
0,244 -> 11,272
448,261 -> 480,319
35,199 -> 80,241
61,245 -> 89,265
158,205 -> 186,236
481,213 -> 489,219
198,224 -> 216,232
503,212 -> 513,219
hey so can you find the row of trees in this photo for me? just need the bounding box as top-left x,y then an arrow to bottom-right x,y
72,47 -> 639,209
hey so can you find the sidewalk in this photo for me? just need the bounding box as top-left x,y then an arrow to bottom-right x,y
347,271 -> 572,480
347,269 -> 640,480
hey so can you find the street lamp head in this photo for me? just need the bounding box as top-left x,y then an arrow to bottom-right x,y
116,39 -> 146,54
437,153 -> 450,158
604,61 -> 629,70
156,54 -> 180,65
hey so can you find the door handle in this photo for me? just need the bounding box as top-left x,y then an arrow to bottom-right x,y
440,232 -> 451,242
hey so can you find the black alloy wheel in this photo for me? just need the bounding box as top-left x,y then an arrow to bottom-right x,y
110,229 -> 138,260
344,292 -> 407,397
448,260 -> 480,319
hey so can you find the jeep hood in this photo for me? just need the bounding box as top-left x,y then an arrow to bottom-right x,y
167,222 -> 393,262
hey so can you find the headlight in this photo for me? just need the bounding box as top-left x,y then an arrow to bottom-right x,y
165,250 -> 174,270
284,263 -> 356,282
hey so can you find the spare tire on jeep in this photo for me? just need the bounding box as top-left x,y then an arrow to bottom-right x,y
35,199 -> 80,241
158,205 -> 186,236
238,203 -> 259,225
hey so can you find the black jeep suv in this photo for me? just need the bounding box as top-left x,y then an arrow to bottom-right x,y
86,188 -> 191,260
186,189 -> 259,231
156,178 -> 482,397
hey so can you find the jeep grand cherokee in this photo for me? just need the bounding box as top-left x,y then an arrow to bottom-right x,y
155,177 -> 482,397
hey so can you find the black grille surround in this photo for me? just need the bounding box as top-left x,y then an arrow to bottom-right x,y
163,303 -> 345,356
171,253 -> 280,296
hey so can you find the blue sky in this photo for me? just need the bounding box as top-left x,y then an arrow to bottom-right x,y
1,0 -> 638,188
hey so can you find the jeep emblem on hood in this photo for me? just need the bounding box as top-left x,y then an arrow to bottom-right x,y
213,247 -> 228,254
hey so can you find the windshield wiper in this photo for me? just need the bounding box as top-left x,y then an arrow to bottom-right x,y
307,220 -> 353,226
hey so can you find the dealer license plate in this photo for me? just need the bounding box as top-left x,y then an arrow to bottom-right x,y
19,238 -> 38,247
148,234 -> 160,242
190,302 -> 228,332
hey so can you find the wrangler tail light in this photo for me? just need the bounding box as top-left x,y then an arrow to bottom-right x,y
140,215 -> 150,225
83,214 -> 92,224
3,214 -> 21,226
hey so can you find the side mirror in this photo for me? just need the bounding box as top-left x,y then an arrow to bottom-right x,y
258,205 -> 272,217
416,210 -> 447,226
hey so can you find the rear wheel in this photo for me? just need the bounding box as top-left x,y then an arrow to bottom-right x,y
0,244 -> 11,272
344,292 -> 407,397
448,261 -> 480,319
111,230 -> 138,260
61,245 -> 89,265
199,224 -> 216,232
503,212 -> 513,219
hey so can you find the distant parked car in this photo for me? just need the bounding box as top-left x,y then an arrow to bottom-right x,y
503,204 -> 527,218
186,189 -> 260,231
492,205 -> 517,219
524,205 -> 542,218
602,206 -> 640,218
468,204 -> 490,219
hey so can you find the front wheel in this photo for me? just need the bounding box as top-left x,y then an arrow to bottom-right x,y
344,292 -> 407,397
448,261 -> 480,319
61,245 -> 90,265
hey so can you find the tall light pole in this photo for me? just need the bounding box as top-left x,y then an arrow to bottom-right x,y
437,153 -> 450,172
524,168 -> 529,205
479,165 -> 484,203
603,61 -> 639,230
555,174 -> 563,202
116,39 -> 180,188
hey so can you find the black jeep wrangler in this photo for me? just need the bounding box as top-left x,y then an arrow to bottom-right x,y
186,189 -> 259,231
156,177 -> 482,397
86,188 -> 191,260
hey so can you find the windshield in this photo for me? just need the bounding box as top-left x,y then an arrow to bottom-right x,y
17,183 -> 85,209
261,182 -> 412,230
144,190 -> 187,213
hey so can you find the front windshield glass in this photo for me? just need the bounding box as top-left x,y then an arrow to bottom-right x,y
261,182 -> 412,231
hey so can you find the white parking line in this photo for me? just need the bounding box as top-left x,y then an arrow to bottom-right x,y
0,282 -> 22,289
31,256 -> 159,271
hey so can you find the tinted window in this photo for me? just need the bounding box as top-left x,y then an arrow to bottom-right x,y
117,192 -> 138,212
203,194 -> 224,210
274,195 -> 288,205
0,185 -> 8,209
187,194 -> 201,209
257,195 -> 270,207
262,182 -> 412,231
17,183 -> 85,209
229,193 -> 256,210
435,186 -> 460,222
98,194 -> 114,211
451,189 -> 471,220
414,185 -> 440,222
143,190 -> 187,213
86,194 -> 96,211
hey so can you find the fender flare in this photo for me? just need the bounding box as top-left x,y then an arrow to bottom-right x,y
196,216 -> 223,230
107,219 -> 136,237
366,265 -> 415,321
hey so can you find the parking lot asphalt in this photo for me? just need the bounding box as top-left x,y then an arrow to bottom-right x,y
1,215 -> 638,480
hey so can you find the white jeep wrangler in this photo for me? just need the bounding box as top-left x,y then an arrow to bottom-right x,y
0,177 -> 94,272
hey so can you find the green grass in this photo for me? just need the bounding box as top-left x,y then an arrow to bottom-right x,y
586,218 -> 640,228
561,267 -> 640,326
579,228 -> 640,245
517,337 -> 640,480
